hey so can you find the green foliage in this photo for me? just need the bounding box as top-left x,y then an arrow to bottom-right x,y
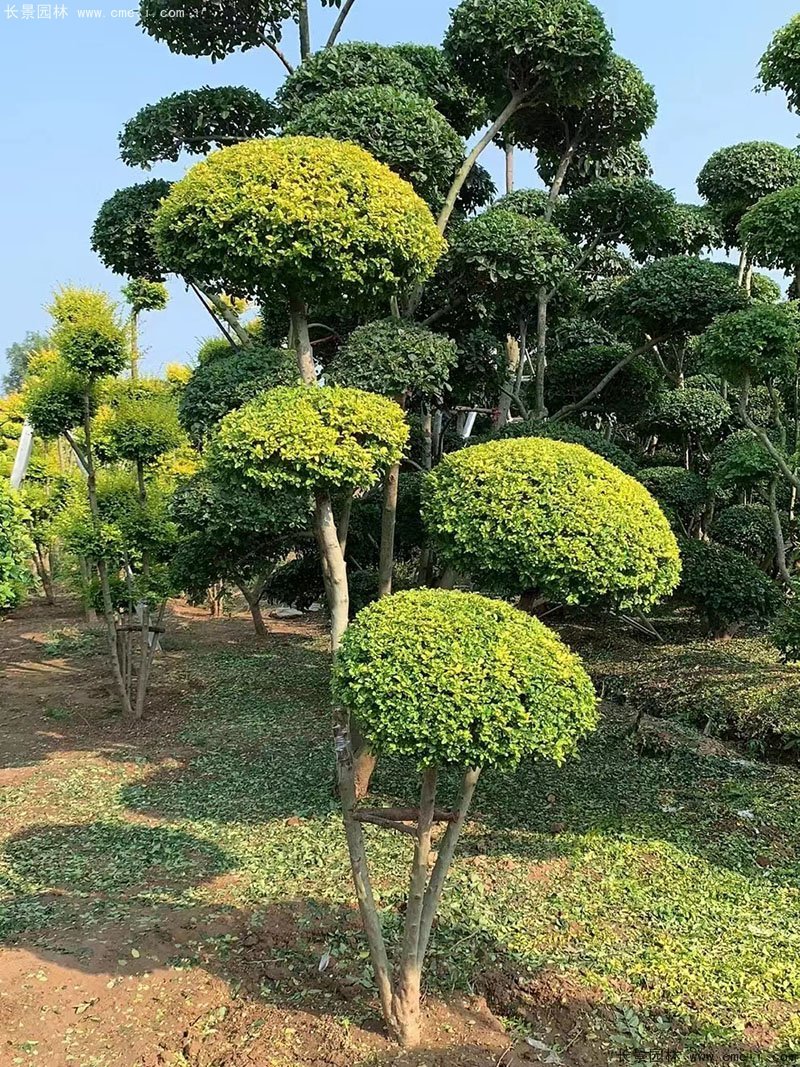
609,256 -> 747,339
2,330 -> 49,393
491,188 -> 550,219
740,185 -> 800,271
93,380 -> 185,466
0,482 -> 32,609
648,388 -> 730,439
179,343 -> 298,445
23,359 -> 94,438
334,588 -> 597,768
137,0 -> 295,60
546,343 -> 661,421
121,278 -> 168,315
212,385 -> 408,494
455,163 -> 497,218
445,209 -> 574,330
286,86 -> 464,211
651,203 -> 723,258
678,538 -> 782,637
760,16 -> 800,111
154,137 -> 445,307
489,419 -> 639,475
423,437 -> 680,609
537,141 -> 652,195
698,303 -> 800,386
58,324 -> 127,380
716,262 -> 781,304
444,0 -> 612,123
390,42 -> 489,136
347,472 -> 426,567
710,429 -> 781,491
697,142 -> 800,246
639,467 -> 707,531
170,471 -> 307,600
519,54 -> 657,157
557,178 -> 677,256
329,319 -> 457,398
119,86 -> 278,168
712,504 -> 777,563
448,330 -> 508,407
771,586 -> 800,662
91,180 -> 172,281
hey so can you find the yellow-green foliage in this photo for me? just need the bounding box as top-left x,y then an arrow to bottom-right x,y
0,482 -> 32,610
93,379 -> 185,466
153,137 -> 446,305
212,385 -> 408,494
423,438 -> 681,611
48,287 -> 127,379
334,588 -> 598,768
23,358 -> 94,438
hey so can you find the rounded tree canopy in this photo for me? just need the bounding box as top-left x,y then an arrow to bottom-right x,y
423,437 -> 681,610
698,303 -> 800,386
697,142 -> 800,244
712,504 -> 776,562
137,0 -> 294,60
285,86 -> 464,210
122,278 -> 168,315
93,380 -> 185,466
334,588 -> 598,768
24,358 -> 96,438
48,288 -> 128,380
329,319 -> 457,399
445,208 -> 574,328
444,0 -> 613,122
179,343 -> 298,444
609,256 -> 747,339
639,466 -> 707,529
489,419 -> 639,474
154,137 -> 445,307
739,185 -> 800,272
119,86 -> 278,169
648,388 -> 730,439
649,203 -> 723,258
517,54 -> 657,156
390,42 -> 489,136
212,384 -> 408,494
557,177 -> 677,257
678,538 -> 781,637
91,180 -> 172,280
491,188 -> 551,219
710,429 -> 781,490
546,343 -> 661,422
537,141 -> 652,195
759,15 -> 800,112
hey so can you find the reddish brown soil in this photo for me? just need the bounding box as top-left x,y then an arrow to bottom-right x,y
0,596 -> 610,1067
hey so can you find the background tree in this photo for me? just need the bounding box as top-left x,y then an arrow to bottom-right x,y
3,331 -> 49,393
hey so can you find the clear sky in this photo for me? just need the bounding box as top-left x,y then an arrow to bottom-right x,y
0,0 -> 799,380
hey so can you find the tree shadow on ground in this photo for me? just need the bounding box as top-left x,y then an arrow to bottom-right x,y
0,821 -> 780,1067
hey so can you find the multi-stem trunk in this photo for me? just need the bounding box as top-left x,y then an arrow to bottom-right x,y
82,397 -> 133,717
239,578 -> 268,638
34,543 -> 55,605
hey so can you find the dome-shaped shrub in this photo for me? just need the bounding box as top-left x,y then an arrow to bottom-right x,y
154,137 -> 446,305
488,419 -> 638,475
678,538 -> 782,638
91,180 -> 173,281
647,388 -> 730,439
710,429 -> 781,490
698,303 -> 800,386
423,438 -> 680,610
639,467 -> 707,531
711,504 -> 778,563
334,588 -> 598,768
212,385 -> 408,494
93,381 -> 185,465
329,319 -> 457,399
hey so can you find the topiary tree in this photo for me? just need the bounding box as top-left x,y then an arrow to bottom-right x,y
639,466 -> 708,537
489,418 -> 639,474
91,180 -> 173,281
537,141 -> 652,195
697,142 -> 800,254
0,481 -> 32,611
646,387 -> 731,468
557,177 -> 678,260
440,0 -> 613,231
329,318 -> 457,597
739,185 -> 800,287
179,343 -> 298,445
170,470 -> 309,635
545,342 -> 661,424
423,437 -> 681,611
120,278 -> 169,379
285,86 -> 464,211
154,137 -> 445,382
333,587 -> 597,1047
760,15 -> 800,112
119,86 -> 279,168
211,384 -> 408,644
712,504 -> 779,567
678,538 -> 782,638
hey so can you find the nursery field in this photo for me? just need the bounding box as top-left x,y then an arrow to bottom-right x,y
1,598 -> 799,1067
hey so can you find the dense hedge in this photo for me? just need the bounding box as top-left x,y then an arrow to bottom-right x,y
0,483 -> 32,610
423,438 -> 680,610
334,588 -> 598,768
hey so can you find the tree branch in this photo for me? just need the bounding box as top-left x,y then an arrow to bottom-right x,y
550,337 -> 667,422
326,0 -> 358,47
264,38 -> 295,73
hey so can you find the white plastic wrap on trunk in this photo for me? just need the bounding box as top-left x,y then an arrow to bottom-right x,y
9,420 -> 34,489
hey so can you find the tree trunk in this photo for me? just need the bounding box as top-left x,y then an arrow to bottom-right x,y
495,335 -> 520,428
314,491 -> 349,651
378,462 -> 400,598
34,543 -> 55,605
298,0 -> 311,59
289,296 -> 318,385
240,583 -> 268,637
504,141 -> 514,194
770,478 -> 792,585
534,289 -> 548,420
130,310 -> 139,379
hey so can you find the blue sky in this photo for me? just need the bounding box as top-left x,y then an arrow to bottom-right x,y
0,0 -> 798,380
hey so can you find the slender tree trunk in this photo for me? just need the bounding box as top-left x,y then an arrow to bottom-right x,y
34,543 -> 55,605
378,462 -> 400,598
737,247 -> 748,287
289,296 -> 318,385
130,311 -> 139,380
770,478 -> 792,585
504,141 -> 514,194
534,291 -> 548,420
240,584 -> 268,637
325,0 -> 358,47
314,491 -> 349,651
298,0 -> 311,59
495,335 -> 520,427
